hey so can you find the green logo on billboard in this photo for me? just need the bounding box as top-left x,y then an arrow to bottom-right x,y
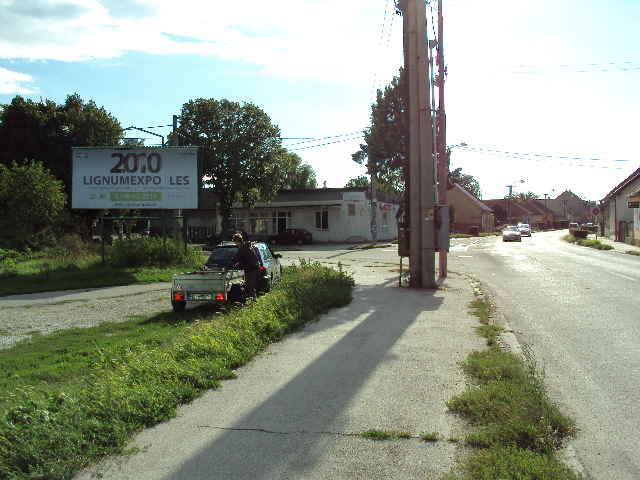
109,192 -> 162,202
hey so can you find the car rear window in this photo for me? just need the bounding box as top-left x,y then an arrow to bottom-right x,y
206,247 -> 237,266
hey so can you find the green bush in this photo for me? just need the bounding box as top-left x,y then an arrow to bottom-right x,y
107,236 -> 203,269
570,229 -> 588,239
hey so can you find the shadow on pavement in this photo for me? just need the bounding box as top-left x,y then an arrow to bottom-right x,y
164,277 -> 444,480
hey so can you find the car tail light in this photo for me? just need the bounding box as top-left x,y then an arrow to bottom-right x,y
215,293 -> 224,301
174,293 -> 184,301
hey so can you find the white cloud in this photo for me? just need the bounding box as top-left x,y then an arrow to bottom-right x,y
0,66 -> 38,94
0,0 -> 401,84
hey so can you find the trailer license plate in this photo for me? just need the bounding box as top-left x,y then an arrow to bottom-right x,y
189,293 -> 212,300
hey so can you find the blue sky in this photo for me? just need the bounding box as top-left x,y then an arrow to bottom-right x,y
1,0 -> 638,202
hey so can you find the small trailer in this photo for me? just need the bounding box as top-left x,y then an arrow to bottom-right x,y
171,267 -> 246,312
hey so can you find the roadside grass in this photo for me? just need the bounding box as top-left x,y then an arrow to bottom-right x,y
625,250 -> 640,256
442,296 -> 585,480
0,237 -> 208,296
563,234 -> 613,251
0,260 -> 354,480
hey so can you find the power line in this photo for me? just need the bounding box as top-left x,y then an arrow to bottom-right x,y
458,146 -> 635,169
283,131 -> 363,148
288,134 -> 364,152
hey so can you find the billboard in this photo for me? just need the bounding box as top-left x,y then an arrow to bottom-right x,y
72,147 -> 200,209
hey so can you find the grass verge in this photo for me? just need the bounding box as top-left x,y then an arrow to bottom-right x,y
442,296 -> 585,480
0,260 -> 354,480
0,237 -> 207,296
563,234 -> 613,250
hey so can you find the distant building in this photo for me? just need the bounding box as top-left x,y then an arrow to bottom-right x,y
600,167 -> 640,245
448,184 -> 494,233
148,187 -> 403,243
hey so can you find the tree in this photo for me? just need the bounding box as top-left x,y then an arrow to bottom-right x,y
0,94 -> 122,195
352,69 -> 406,195
279,152 -> 317,189
344,175 -> 370,188
512,191 -> 538,200
0,160 -> 67,243
492,204 -> 508,224
0,95 -> 122,238
174,98 -> 286,233
353,70 -> 480,198
448,166 -> 482,199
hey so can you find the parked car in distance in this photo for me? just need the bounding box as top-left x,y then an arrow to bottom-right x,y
568,222 -> 579,230
502,225 -> 522,242
205,241 -> 283,293
517,223 -> 532,236
267,228 -> 313,245
206,229 -> 249,246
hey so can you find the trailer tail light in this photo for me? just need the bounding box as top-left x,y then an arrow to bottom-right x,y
174,293 -> 185,301
259,265 -> 266,274
215,293 -> 224,301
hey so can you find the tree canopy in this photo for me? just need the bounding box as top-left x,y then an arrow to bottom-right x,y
0,94 -> 122,196
353,69 -> 481,198
352,69 -> 406,195
278,151 -> 317,189
0,160 -> 67,241
173,98 -> 286,229
344,175 -> 370,188
448,166 -> 482,199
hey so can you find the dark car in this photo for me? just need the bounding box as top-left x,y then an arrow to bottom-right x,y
206,229 -> 249,246
205,241 -> 282,293
267,228 -> 313,245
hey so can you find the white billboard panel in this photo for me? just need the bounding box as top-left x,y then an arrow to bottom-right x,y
72,147 -> 200,209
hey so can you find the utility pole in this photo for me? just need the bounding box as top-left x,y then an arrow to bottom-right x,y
436,0 -> 448,278
397,0 -> 436,289
371,172 -> 378,245
172,115 -> 182,242
506,184 -> 514,222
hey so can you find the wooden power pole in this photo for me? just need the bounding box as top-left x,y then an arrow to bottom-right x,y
397,0 -> 436,288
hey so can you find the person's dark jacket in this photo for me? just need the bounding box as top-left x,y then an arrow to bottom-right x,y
226,242 -> 260,271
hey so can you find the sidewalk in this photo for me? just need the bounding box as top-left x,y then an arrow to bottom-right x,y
75,270 -> 484,480
596,235 -> 640,254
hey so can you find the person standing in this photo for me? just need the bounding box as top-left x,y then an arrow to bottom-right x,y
226,233 -> 260,299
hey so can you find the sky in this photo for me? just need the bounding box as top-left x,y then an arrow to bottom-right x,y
0,0 -> 638,202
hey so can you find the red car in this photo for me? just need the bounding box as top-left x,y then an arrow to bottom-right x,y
267,228 -> 313,245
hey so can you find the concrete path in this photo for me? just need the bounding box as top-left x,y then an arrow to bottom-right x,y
75,267 -> 484,480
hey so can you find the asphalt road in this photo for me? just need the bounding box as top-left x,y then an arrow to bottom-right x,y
447,231 -> 640,480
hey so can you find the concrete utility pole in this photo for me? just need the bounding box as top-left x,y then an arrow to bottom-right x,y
397,0 -> 436,289
173,114 -> 182,242
436,0 -> 448,278
371,172 -> 378,245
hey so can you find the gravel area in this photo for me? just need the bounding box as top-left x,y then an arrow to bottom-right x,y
0,285 -> 170,350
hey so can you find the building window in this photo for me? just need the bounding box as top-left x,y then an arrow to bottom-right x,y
315,210 -> 329,230
249,212 -> 269,235
273,211 -> 291,234
382,210 -> 389,227
348,203 -> 356,216
229,212 -> 246,231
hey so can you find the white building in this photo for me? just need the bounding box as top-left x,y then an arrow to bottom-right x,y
178,187 -> 403,243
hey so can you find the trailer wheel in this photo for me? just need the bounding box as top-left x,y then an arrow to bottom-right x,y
172,300 -> 186,312
229,284 -> 246,304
